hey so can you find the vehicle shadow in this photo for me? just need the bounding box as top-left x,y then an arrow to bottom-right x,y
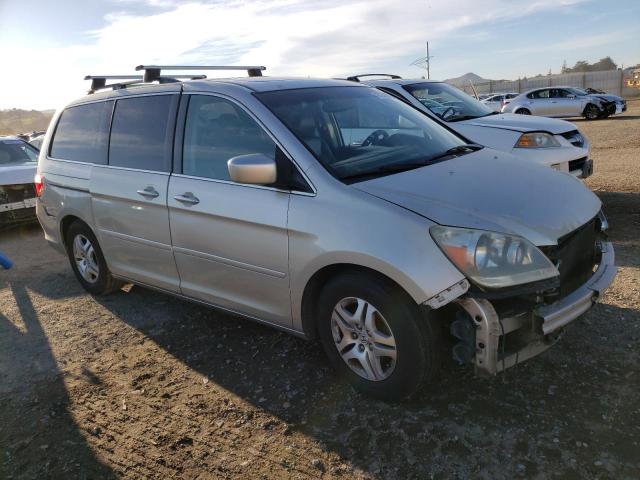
572,115 -> 640,122
596,191 -> 640,269
0,280 -> 115,479
94,286 -> 640,478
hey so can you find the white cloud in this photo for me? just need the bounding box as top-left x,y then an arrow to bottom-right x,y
0,0 -> 589,109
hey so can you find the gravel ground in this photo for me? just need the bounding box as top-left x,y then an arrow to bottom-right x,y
1,101 -> 639,480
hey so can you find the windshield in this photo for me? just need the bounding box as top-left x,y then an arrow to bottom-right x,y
0,140 -> 38,166
256,86 -> 468,182
403,82 -> 494,121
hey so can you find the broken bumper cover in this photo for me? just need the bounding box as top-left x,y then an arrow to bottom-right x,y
535,241 -> 616,334
456,242 -> 616,375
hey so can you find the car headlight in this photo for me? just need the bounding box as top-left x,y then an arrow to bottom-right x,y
430,226 -> 559,288
515,132 -> 561,148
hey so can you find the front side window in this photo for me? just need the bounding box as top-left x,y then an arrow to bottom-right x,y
403,82 -> 493,122
50,101 -> 113,163
0,140 -> 38,165
182,95 -> 276,181
257,86 -> 470,183
109,95 -> 176,172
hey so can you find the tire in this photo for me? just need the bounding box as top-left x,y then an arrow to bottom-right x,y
316,271 -> 442,401
515,108 -> 531,115
65,220 -> 122,295
583,104 -> 600,120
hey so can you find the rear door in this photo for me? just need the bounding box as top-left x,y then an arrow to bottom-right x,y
91,92 -> 181,292
168,93 -> 293,325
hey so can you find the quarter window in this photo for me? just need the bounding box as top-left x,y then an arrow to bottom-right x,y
109,95 -> 177,172
182,95 -> 276,181
50,101 -> 113,164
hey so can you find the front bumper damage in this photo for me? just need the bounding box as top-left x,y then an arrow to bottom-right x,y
454,241 -> 616,375
0,184 -> 37,228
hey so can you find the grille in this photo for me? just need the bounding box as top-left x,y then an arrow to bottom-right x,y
540,218 -> 599,298
560,130 -> 585,148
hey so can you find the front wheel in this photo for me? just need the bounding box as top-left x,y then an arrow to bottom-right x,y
583,104 -> 600,120
65,221 -> 122,295
316,272 -> 441,401
515,108 -> 531,115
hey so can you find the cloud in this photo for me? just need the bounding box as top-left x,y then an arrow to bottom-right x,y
0,0 -> 589,109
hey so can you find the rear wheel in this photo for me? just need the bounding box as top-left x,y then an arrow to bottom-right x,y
316,272 -> 442,401
515,108 -> 531,115
583,104 -> 600,120
65,221 -> 122,295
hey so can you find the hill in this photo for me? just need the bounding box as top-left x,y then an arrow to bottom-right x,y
0,109 -> 55,136
444,72 -> 490,86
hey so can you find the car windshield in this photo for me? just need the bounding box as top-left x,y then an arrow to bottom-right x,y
403,82 -> 494,121
0,140 -> 39,166
256,86 -> 470,182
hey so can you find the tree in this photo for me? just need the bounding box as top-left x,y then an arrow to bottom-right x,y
563,57 -> 618,73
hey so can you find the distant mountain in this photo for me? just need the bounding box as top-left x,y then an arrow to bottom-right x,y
444,72 -> 508,87
0,109 -> 54,136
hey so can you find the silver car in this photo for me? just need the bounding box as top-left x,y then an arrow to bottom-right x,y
1,136 -> 39,228
36,67 -> 616,400
502,86 -> 627,119
481,92 -> 519,112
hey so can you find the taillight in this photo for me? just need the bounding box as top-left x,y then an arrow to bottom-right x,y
34,173 -> 45,197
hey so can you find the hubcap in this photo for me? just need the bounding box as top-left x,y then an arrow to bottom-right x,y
331,297 -> 397,381
72,234 -> 99,284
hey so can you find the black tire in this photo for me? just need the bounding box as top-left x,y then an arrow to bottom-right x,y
316,271 -> 442,401
583,104 -> 600,120
515,108 -> 531,115
65,220 -> 122,295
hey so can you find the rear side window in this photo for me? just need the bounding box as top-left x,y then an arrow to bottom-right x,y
109,95 -> 177,172
50,101 -> 113,163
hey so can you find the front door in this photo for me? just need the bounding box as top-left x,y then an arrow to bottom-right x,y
91,93 -> 181,292
168,94 -> 291,325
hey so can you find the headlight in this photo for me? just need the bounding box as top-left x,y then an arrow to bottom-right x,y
430,226 -> 559,288
515,132 -> 561,148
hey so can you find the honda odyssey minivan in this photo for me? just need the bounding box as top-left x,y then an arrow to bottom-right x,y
36,66 -> 617,400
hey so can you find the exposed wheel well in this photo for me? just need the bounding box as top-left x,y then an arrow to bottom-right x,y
300,263 -> 415,339
60,215 -> 86,248
515,108 -> 530,114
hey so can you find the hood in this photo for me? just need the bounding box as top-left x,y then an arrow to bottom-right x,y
0,163 -> 37,186
589,94 -> 623,103
460,113 -> 575,134
353,149 -> 601,246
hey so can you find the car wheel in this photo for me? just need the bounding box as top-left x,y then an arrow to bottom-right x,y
65,220 -> 122,295
583,104 -> 600,120
316,272 -> 442,401
515,108 -> 531,115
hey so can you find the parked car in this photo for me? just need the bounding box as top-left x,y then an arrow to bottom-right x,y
29,133 -> 45,150
351,76 -> 592,178
36,67 -> 616,400
0,136 -> 39,228
502,86 -> 626,119
481,92 -> 519,112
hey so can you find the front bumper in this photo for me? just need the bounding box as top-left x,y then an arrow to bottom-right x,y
455,241 -> 616,375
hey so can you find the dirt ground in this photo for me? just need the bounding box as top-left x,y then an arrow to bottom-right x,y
1,102 -> 639,480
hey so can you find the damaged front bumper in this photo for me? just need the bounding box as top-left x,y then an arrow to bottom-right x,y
0,184 -> 38,228
454,241 -> 617,375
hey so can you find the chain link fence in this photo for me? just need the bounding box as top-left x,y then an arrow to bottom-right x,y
457,69 -> 639,98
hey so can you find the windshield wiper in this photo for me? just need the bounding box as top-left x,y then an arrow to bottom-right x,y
340,144 -> 483,182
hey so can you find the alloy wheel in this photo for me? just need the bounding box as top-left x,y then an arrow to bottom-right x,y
72,234 -> 100,284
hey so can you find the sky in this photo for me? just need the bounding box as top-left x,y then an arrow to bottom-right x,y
1,0 -> 638,110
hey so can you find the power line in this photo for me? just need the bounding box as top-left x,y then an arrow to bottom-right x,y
410,42 -> 433,79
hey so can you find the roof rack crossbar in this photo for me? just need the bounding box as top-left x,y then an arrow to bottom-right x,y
135,65 -> 266,82
346,74 -> 402,82
85,74 -> 208,93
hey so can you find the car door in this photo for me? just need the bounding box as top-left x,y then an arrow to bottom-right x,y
91,92 -> 181,292
530,89 -> 553,115
557,89 -> 583,116
168,94 -> 293,325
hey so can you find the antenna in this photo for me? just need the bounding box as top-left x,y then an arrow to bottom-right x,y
410,42 -> 433,79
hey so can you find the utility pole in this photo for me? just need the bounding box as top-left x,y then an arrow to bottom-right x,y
410,42 -> 433,78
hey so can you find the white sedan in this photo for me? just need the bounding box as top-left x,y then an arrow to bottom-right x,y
0,137 -> 39,228
481,92 -> 519,112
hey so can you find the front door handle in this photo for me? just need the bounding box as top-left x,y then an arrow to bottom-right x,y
174,192 -> 200,205
137,186 -> 159,199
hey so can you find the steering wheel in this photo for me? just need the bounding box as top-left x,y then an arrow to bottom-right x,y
362,129 -> 389,147
440,106 -> 456,119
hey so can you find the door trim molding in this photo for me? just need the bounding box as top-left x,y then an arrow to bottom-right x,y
173,246 -> 286,278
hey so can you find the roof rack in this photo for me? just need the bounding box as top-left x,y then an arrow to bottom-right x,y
135,65 -> 266,82
84,74 -> 207,93
346,74 -> 402,82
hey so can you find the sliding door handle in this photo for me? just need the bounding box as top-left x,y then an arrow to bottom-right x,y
174,192 -> 200,205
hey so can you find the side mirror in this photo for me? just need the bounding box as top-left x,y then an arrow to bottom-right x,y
228,154 -> 277,185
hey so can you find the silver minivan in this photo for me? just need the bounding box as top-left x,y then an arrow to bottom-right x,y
36,67 -> 617,400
